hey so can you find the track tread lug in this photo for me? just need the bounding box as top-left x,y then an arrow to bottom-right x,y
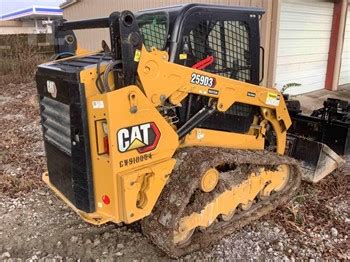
141,148 -> 302,258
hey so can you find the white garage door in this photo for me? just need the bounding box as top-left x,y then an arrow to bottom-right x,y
276,0 -> 334,95
339,8 -> 350,86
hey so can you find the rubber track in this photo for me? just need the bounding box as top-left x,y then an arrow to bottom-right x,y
141,147 -> 302,258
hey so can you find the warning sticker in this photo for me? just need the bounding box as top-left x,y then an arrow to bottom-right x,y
92,100 -> 104,109
179,53 -> 188,60
266,92 -> 280,106
134,49 -> 141,62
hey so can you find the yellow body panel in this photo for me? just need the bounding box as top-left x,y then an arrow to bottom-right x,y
75,68 -> 179,223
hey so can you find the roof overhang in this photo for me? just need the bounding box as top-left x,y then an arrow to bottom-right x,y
60,0 -> 80,9
0,6 -> 63,21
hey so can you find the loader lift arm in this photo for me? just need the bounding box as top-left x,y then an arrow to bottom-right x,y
137,46 -> 291,154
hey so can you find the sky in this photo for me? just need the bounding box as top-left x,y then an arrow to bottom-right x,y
0,0 -> 64,15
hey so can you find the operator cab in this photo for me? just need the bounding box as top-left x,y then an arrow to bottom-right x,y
137,4 -> 264,85
136,4 -> 264,132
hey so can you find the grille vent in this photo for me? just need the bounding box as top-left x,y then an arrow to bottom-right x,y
40,97 -> 71,156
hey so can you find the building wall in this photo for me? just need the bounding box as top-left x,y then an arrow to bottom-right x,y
0,21 -> 34,34
0,20 -> 50,35
63,0 -> 273,86
0,27 -> 35,35
275,0 -> 334,95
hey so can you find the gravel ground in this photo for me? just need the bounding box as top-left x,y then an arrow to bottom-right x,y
0,82 -> 349,260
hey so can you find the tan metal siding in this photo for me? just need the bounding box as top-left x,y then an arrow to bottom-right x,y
63,0 -> 272,86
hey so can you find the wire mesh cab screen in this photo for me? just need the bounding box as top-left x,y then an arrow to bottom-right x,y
193,21 -> 250,82
179,15 -> 257,84
137,12 -> 169,51
174,10 -> 261,133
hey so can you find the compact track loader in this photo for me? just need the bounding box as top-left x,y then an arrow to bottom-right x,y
35,4 -> 345,257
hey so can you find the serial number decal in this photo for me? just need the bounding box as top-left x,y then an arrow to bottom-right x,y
190,73 -> 216,88
92,100 -> 104,109
46,80 -> 57,98
119,153 -> 152,167
208,89 -> 219,95
247,91 -> 256,98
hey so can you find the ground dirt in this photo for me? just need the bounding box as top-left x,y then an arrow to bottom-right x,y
0,82 -> 349,261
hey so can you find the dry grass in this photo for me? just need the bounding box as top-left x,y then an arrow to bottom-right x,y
0,175 -> 42,196
269,173 -> 350,258
0,35 -> 50,84
281,176 -> 348,228
0,37 -> 49,196
0,82 -> 46,197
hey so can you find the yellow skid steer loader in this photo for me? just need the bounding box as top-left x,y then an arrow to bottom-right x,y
35,4 -> 344,257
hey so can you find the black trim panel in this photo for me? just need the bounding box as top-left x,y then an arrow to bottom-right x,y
36,55 -> 96,213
